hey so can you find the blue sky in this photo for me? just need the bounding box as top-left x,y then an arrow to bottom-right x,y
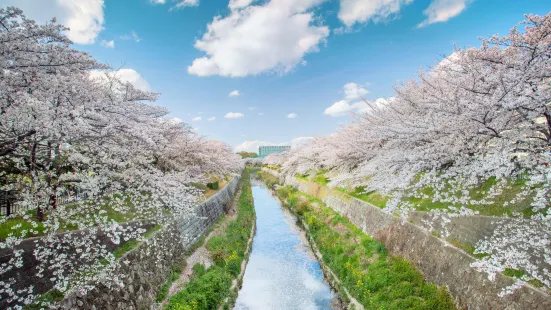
4,0 -> 551,152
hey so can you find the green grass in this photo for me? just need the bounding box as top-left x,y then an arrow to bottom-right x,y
267,179 -> 456,310
338,186 -> 389,209
156,264 -> 185,303
23,289 -> 65,310
300,170 -> 543,218
445,238 -> 489,259
503,268 -> 546,289
166,169 -> 255,310
257,171 -> 278,188
404,177 -> 538,217
0,192 -> 143,241
112,224 -> 161,259
263,164 -> 281,171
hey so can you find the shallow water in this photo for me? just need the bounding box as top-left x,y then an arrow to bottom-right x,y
234,182 -> 336,310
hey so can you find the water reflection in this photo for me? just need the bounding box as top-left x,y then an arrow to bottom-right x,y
234,182 -> 335,310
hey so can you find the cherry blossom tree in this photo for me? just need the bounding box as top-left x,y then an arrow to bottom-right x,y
0,7 -> 240,308
271,12 -> 551,294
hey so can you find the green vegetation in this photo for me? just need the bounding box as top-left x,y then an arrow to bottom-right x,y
206,181 -> 219,190
338,186 -> 389,209
156,264 -> 184,303
297,170 -> 541,217
112,224 -> 161,259
263,164 -> 281,171
264,173 -> 456,309
166,170 -> 255,310
404,177 -> 537,217
236,151 -> 258,159
258,170 -> 278,188
0,193 -> 143,241
503,268 -> 546,289
444,238 -> 489,259
23,289 -> 65,310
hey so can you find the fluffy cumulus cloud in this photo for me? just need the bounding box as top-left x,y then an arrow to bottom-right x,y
89,69 -> 152,92
207,117 -> 216,121
325,83 -> 391,117
234,140 -> 271,153
235,136 -> 313,152
229,90 -> 240,97
324,100 -> 369,117
188,0 -> 330,77
168,117 -> 183,124
287,113 -> 298,118
100,40 -> 115,48
3,0 -> 105,44
224,112 -> 245,119
343,82 -> 369,100
229,0 -> 256,10
192,116 -> 202,121
338,0 -> 413,27
418,0 -> 469,27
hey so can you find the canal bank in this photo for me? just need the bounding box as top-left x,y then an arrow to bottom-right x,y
258,170 -> 457,310
235,177 -> 339,309
161,169 -> 256,310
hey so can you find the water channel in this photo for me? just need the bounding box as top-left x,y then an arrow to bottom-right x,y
234,180 -> 337,310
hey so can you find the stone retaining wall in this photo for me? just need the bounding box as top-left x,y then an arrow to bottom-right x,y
58,174 -> 241,310
270,170 -> 551,310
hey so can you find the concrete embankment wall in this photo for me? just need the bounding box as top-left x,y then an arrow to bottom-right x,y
58,174 -> 241,310
261,168 -> 551,310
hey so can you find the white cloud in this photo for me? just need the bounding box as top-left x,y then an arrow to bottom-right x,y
418,0 -> 468,28
173,0 -> 199,9
188,0 -> 329,77
338,0 -> 413,27
343,82 -> 369,100
248,106 -> 256,110
324,100 -> 368,117
235,136 -> 313,152
192,116 -> 202,121
290,136 -> 313,148
90,68 -> 152,92
235,140 -> 271,153
149,0 -> 166,3
100,40 -> 115,48
229,0 -> 255,10
207,117 -> 216,121
324,83 -> 390,117
225,112 -> 245,119
229,90 -> 240,97
120,31 -> 141,42
258,112 -> 264,115
3,0 -> 104,44
287,113 -> 298,119
168,117 -> 183,124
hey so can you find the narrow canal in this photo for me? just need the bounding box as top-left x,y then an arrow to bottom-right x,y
234,180 -> 337,310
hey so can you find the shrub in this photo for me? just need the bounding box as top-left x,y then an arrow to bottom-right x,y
207,181 -> 219,190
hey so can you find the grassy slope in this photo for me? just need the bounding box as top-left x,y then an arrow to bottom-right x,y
165,170 -> 255,310
259,171 -> 456,310
303,170 -> 539,217
0,193 -> 142,241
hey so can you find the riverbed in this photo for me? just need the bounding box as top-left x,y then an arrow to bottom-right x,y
234,181 -> 336,310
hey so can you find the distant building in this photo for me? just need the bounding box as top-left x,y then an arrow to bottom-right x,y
259,145 -> 290,158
